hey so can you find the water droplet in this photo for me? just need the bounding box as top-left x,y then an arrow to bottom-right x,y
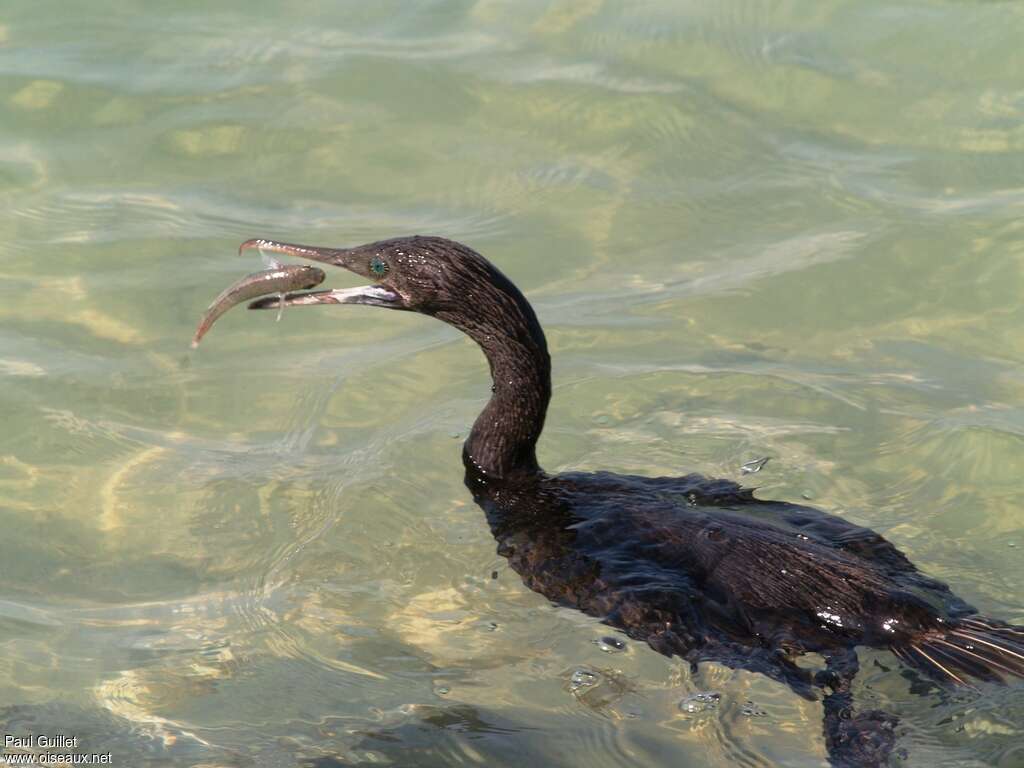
816,608 -> 844,628
570,669 -> 599,691
259,249 -> 283,269
679,691 -> 720,714
801,491 -> 813,500
741,457 -> 770,474
741,700 -> 768,717
595,636 -> 626,653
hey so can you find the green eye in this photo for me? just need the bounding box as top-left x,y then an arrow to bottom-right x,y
369,256 -> 388,278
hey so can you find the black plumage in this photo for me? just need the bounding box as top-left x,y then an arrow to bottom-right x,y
244,235 -> 1024,767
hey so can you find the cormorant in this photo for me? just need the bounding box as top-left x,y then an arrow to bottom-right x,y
233,235 -> 1023,767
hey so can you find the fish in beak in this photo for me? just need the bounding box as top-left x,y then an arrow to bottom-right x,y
239,239 -> 404,311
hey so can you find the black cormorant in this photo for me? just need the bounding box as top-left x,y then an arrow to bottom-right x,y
235,235 -> 1024,767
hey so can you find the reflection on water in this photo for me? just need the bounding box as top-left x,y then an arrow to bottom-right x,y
0,0 -> 1022,765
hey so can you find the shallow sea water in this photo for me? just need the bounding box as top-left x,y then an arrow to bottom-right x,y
1,1 -> 1023,766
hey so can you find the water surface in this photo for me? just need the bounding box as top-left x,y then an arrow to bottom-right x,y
1,1 -> 1023,766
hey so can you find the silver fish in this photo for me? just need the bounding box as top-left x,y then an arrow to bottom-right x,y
191,264 -> 326,347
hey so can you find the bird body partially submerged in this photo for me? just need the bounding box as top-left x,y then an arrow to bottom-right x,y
206,235 -> 1022,767
470,467 -> 1024,683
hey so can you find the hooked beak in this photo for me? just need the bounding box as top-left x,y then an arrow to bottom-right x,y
239,239 -> 404,311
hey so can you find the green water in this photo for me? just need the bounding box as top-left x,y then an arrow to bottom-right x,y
1,1 -> 1023,765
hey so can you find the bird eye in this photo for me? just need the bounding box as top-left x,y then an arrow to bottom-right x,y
369,256 -> 388,278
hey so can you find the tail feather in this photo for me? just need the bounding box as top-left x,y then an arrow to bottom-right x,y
931,638 -> 1016,680
904,643 -> 971,686
926,640 -> 1008,684
895,616 -> 1024,686
949,630 -> 1024,668
961,616 -> 1024,638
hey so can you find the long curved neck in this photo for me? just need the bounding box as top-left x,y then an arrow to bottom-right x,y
437,279 -> 551,481
465,328 -> 551,479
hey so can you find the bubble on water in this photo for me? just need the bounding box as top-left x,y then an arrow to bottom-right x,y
741,457 -> 770,474
435,686 -> 450,696
595,636 -> 626,653
741,700 -> 768,717
678,691 -> 721,714
570,669 -> 599,692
